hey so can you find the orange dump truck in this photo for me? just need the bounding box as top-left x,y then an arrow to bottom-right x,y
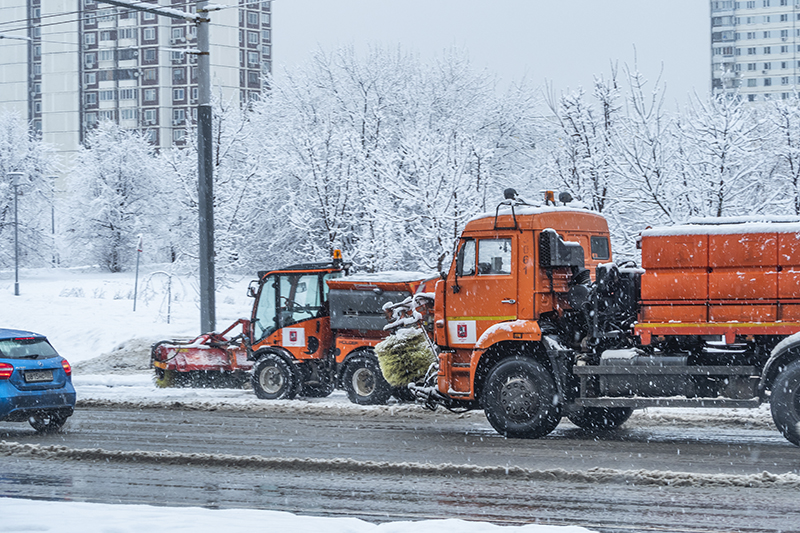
152,257 -> 434,404
412,192 -> 800,446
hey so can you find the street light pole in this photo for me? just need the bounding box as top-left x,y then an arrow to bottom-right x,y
7,172 -> 23,296
47,175 -> 57,266
197,0 -> 215,333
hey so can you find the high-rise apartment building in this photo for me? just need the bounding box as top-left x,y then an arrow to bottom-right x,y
711,0 -> 800,102
0,0 -> 271,157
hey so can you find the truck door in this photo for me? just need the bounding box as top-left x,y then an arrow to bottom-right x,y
445,236 -> 517,347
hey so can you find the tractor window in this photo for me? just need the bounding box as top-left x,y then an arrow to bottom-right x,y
277,273 -> 325,328
478,239 -> 512,275
252,274 -> 278,341
591,236 -> 610,260
456,240 -> 476,277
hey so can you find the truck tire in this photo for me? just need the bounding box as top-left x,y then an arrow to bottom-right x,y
343,356 -> 392,405
567,406 -> 633,430
480,358 -> 561,439
770,360 -> 800,446
251,353 -> 299,400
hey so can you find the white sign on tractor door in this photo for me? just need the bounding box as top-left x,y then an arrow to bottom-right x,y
282,328 -> 305,348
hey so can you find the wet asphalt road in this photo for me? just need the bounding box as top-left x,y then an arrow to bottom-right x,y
1,406 -> 799,532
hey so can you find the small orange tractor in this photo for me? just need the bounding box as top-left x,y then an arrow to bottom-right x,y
151,255 -> 435,404
405,189 -> 800,446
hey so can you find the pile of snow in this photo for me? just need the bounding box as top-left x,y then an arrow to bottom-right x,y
0,498 -> 592,533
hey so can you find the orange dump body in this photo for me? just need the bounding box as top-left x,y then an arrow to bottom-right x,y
636,221 -> 800,344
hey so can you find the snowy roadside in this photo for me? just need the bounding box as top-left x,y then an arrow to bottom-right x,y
0,498 -> 593,533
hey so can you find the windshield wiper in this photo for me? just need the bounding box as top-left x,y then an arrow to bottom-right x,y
21,354 -> 41,359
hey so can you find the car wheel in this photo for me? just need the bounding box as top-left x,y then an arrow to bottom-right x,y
251,353 -> 299,400
29,412 -> 67,433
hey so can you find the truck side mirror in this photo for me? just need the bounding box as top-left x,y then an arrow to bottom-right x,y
247,280 -> 258,298
539,229 -> 585,268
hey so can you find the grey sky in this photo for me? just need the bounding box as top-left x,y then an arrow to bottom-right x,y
272,0 -> 710,106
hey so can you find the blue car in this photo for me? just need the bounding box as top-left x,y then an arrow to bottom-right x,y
0,328 -> 76,432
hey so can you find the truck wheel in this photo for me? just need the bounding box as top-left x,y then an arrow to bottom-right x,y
29,412 -> 68,433
770,360 -> 800,446
343,356 -> 392,405
567,407 -> 633,430
251,354 -> 299,400
480,358 -> 561,439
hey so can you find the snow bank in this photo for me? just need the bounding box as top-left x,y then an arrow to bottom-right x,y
0,498 -> 592,533
2,441 -> 798,489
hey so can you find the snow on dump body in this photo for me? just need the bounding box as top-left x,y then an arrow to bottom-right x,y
338,271 -> 437,283
642,216 -> 800,236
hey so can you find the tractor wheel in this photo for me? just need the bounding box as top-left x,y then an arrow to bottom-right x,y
343,356 -> 392,405
567,406 -> 633,430
251,354 -> 299,400
770,360 -> 800,446
480,358 -> 561,439
29,412 -> 68,433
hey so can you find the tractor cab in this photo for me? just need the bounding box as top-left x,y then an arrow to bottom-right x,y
249,258 -> 349,356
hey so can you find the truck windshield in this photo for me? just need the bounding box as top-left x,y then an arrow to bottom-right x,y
252,271 -> 339,341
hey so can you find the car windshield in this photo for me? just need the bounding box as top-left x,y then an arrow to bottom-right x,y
0,337 -> 59,360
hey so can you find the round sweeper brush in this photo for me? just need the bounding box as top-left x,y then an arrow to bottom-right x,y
375,328 -> 436,387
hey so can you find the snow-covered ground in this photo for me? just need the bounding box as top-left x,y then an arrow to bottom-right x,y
0,266 -> 782,531
0,498 -> 591,533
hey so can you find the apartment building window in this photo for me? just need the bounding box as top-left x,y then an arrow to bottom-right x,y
262,44 -> 271,59
99,50 -> 114,62
85,93 -> 97,105
783,93 -> 790,99
171,27 -> 184,41
143,109 -> 157,124
782,76 -> 790,85
747,32 -> 755,39
85,112 -> 98,126
248,71 -> 259,85
781,14 -> 789,22
189,26 -> 197,39
33,63 -> 41,75
173,109 -> 185,124
247,51 -> 259,66
782,45 -> 789,53
173,88 -> 185,102
763,0 -> 770,5
143,11 -> 155,21
144,49 -> 157,62
261,13 -> 270,25
119,88 -> 136,100
100,30 -> 113,41
143,68 -> 156,81
764,62 -> 772,70
764,15 -> 771,23
765,78 -> 773,86
120,109 -> 137,121
84,52 -> 96,67
171,51 -> 184,61
173,68 -> 185,82
99,110 -> 114,121
748,63 -> 757,70
85,72 -> 96,84
192,108 -> 197,121
247,11 -> 258,24
99,90 -> 115,101
748,94 -> 757,102
747,16 -> 755,23
747,0 -> 755,6
173,129 -> 185,143
119,28 -> 135,40
764,46 -> 772,54
85,33 -> 96,45
763,31 -> 771,39
143,88 -> 156,102
34,102 -> 41,113
781,0 -> 788,5
191,87 -> 198,101
262,29 -> 271,42
248,31 -> 259,45
782,61 -> 789,69
143,27 -> 156,41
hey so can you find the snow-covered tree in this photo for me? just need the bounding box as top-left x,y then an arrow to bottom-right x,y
65,122 -> 167,272
0,110 -> 58,269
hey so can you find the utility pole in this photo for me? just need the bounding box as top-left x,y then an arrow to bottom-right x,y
96,0 -> 215,332
197,0 -> 215,333
7,172 -> 23,296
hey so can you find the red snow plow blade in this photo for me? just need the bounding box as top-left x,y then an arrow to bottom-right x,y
151,319 -> 253,388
